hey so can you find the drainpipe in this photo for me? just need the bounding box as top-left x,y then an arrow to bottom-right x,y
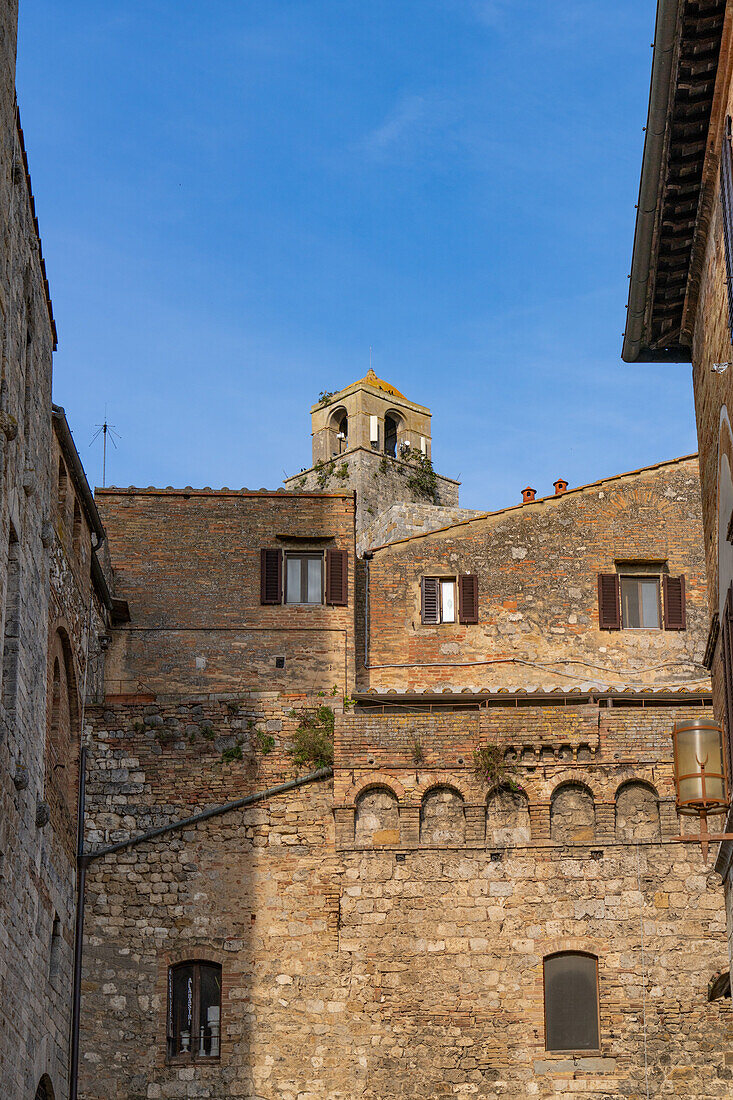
363,551 -> 372,670
69,744 -> 87,1100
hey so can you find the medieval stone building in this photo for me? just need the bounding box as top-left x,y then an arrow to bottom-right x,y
2,1 -> 733,1098
622,0 -> 733,979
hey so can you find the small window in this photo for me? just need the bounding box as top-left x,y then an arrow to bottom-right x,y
285,552 -> 323,605
620,575 -> 660,629
544,952 -> 599,1052
168,961 -> 222,1061
421,577 -> 456,624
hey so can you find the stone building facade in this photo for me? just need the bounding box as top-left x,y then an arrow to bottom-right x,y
75,447 -> 733,1099
0,2 -> 75,1097
622,0 -> 733,974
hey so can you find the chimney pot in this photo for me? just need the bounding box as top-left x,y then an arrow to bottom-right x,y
554,478 -> 568,495
521,486 -> 536,503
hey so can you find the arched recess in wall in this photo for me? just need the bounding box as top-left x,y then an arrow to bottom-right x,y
718,417 -> 733,616
550,782 -> 595,844
383,411 -> 401,457
486,786 -> 530,847
420,786 -> 465,846
46,627 -> 80,818
355,786 -> 400,846
34,1075 -> 55,1100
615,781 -> 660,842
328,406 -> 348,455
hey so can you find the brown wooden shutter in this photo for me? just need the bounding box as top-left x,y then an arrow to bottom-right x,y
458,574 -> 478,624
721,119 -> 733,341
260,548 -> 282,605
662,575 -> 686,630
326,549 -> 348,606
421,577 -> 440,624
597,574 -> 620,630
722,586 -> 733,794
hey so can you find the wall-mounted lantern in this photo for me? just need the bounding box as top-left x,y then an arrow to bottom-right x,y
671,719 -> 732,862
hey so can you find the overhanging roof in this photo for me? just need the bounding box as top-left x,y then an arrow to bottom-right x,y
622,0 -> 726,363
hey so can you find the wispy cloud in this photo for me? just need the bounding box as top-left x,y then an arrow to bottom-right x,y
356,93 -> 459,166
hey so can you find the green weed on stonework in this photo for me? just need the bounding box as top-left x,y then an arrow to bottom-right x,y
288,705 -> 335,769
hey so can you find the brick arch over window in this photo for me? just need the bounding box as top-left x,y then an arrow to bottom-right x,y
46,626 -> 80,822
420,785 -> 465,846
355,785 -> 400,846
615,780 -> 660,842
550,782 -> 595,844
343,773 -> 405,805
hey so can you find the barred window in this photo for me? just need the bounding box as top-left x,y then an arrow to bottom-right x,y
544,952 -> 600,1052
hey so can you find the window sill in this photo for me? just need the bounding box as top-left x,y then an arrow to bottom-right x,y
166,1056 -> 221,1067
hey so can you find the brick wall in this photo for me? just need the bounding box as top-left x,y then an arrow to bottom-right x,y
96,489 -> 357,698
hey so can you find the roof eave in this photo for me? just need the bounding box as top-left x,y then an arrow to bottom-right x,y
623,0 -> 686,364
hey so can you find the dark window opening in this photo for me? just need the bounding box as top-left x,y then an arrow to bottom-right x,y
544,952 -> 600,1052
168,961 -> 221,1061
384,415 -> 398,457
337,414 -> 348,442
285,552 -> 323,605
57,458 -> 67,516
49,913 -> 61,982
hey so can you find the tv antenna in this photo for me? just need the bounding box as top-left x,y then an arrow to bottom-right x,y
90,412 -> 121,488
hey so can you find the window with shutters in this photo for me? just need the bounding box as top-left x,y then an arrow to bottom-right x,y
168,961 -> 222,1061
422,574 -> 478,625
598,566 -> 685,631
543,952 -> 600,1052
285,552 -> 324,605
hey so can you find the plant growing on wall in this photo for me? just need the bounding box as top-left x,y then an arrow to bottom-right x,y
472,743 -> 523,792
314,459 -> 335,489
403,453 -> 438,503
318,390 -> 335,407
288,704 -> 335,769
412,738 -> 425,765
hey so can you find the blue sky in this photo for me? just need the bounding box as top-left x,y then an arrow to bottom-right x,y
16,1 -> 693,508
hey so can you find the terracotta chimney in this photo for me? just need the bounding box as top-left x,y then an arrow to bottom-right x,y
554,478 -> 568,495
521,486 -> 536,503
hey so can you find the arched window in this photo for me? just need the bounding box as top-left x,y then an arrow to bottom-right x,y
544,952 -> 600,1051
337,413 -> 348,442
46,631 -> 79,817
34,1076 -> 55,1100
168,961 -> 222,1061
384,414 -> 398,457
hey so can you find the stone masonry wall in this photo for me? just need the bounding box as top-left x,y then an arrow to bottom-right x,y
77,698 -> 733,1099
284,448 -> 460,552
361,457 -> 709,693
0,5 -> 75,1098
361,501 -> 484,552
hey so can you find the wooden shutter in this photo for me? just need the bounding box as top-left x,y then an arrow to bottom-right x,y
721,119 -> 733,342
722,586 -> 733,792
421,577 -> 440,624
458,574 -> 479,624
326,549 -> 348,606
597,574 -> 620,630
260,548 -> 282,605
662,575 -> 686,630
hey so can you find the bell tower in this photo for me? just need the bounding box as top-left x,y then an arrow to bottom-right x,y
283,369 -> 460,548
